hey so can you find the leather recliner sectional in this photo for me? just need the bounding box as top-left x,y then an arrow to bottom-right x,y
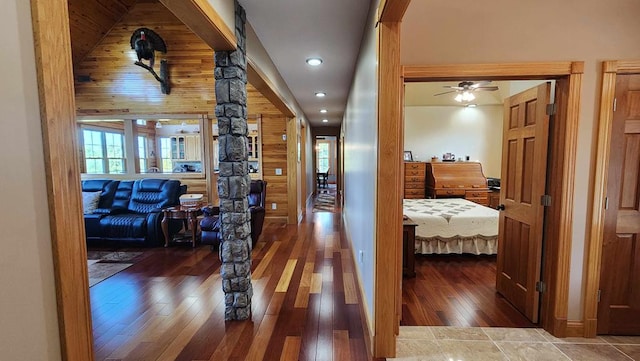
81,178 -> 184,246
200,180 -> 267,250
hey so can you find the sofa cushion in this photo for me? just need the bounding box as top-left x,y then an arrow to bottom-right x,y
128,179 -> 181,214
100,214 -> 147,240
82,191 -> 101,214
81,179 -> 119,210
112,181 -> 134,211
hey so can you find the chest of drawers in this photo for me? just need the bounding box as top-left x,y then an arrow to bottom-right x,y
404,162 -> 426,199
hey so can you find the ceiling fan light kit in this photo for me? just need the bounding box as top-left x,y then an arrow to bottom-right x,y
434,80 -> 498,103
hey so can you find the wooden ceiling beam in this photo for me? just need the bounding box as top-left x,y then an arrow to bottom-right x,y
159,0 -> 236,51
247,59 -> 295,117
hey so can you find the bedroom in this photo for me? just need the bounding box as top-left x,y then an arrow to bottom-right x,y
402,79 -> 553,327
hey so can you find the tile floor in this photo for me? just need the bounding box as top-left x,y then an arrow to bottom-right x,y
391,326 -> 640,360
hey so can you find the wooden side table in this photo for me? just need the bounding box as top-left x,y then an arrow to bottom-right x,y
403,217 -> 418,278
161,205 -> 203,247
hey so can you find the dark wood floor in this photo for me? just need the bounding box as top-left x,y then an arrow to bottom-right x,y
89,193 -> 373,361
401,254 -> 536,328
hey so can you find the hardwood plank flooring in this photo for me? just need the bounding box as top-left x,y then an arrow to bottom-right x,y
88,192 -> 373,361
401,254 -> 536,328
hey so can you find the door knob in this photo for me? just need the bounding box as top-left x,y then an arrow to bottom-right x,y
496,204 -> 505,211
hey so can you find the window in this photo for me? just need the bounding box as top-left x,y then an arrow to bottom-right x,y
137,136 -> 148,172
317,142 -> 330,173
82,129 -> 125,174
159,137 -> 173,172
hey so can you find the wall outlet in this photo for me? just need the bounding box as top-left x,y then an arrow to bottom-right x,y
275,168 -> 282,175
358,250 -> 365,265
271,203 -> 277,210
282,134 -> 287,141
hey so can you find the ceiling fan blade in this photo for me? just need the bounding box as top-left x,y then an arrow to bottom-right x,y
443,86 -> 464,90
473,86 -> 499,91
433,90 -> 456,96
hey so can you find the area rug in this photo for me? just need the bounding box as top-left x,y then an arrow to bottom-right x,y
87,251 -> 143,287
313,192 -> 336,213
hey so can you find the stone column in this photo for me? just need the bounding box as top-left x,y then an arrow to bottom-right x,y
214,1 -> 252,321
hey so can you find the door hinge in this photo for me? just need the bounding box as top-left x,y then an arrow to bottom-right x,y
604,197 -> 609,210
541,194 -> 552,207
546,103 -> 557,116
536,281 -> 546,293
613,98 -> 617,112
597,289 -> 602,303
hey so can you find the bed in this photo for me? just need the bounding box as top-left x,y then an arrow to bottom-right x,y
402,198 -> 499,255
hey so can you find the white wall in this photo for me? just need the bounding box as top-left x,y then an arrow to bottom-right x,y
342,0 -> 378,327
207,0 -> 235,34
0,0 -> 61,360
404,105 -> 503,178
401,0 -> 640,320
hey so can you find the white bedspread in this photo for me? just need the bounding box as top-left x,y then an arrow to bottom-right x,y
403,198 -> 499,255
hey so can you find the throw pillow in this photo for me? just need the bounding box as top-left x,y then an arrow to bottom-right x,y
82,191 -> 101,214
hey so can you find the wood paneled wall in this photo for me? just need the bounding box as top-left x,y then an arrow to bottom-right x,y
73,2 -> 286,117
71,0 -> 290,217
261,116 -> 289,219
74,2 -> 215,115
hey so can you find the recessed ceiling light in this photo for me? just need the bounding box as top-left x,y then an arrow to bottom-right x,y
320,109 -> 328,113
315,92 -> 326,97
322,119 -> 329,123
306,57 -> 323,66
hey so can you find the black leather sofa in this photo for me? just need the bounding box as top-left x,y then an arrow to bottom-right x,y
81,179 -> 184,246
200,180 -> 267,250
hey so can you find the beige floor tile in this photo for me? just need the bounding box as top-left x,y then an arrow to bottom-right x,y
437,340 -> 508,361
398,326 -> 435,340
603,336 -> 640,345
395,339 -> 444,360
483,327 -> 547,342
430,326 -> 490,341
614,344 -> 640,360
496,341 -> 570,361
538,329 -> 607,344
554,343 -> 632,361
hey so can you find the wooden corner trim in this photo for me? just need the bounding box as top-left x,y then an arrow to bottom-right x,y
570,61 -> 585,74
603,60 -> 640,74
31,0 -> 94,359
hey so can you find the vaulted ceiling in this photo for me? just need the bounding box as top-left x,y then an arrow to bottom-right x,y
68,0 -> 139,66
67,0 -> 283,118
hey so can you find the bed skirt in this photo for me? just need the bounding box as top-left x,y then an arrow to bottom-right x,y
415,234 -> 498,255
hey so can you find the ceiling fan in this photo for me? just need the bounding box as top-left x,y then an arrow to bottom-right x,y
434,81 -> 499,102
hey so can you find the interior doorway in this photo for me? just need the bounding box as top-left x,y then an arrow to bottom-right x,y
384,62 -> 584,346
402,79 -> 555,327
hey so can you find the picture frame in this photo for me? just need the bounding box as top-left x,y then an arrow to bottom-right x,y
403,151 -> 413,161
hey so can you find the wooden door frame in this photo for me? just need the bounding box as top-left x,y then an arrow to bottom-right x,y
584,60 -> 640,338
379,62 -> 583,342
30,0 -> 298,359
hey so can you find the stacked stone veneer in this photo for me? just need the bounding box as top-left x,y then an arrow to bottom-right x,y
214,1 -> 252,321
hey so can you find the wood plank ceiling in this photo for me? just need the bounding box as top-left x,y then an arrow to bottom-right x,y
68,0 -> 139,66
68,0 -> 282,117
